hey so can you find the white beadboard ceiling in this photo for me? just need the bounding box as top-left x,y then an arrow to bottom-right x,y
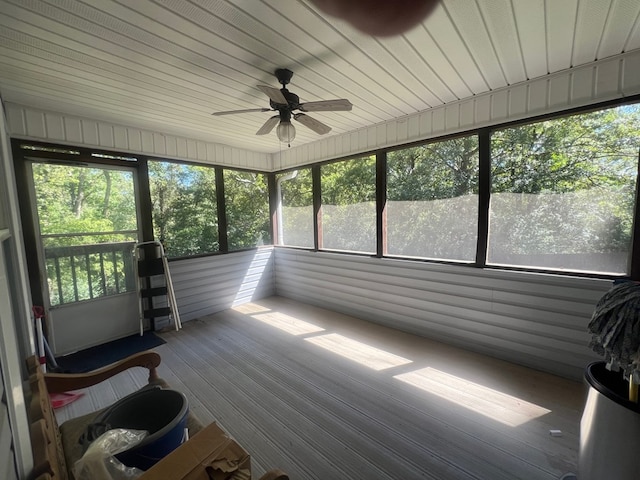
1,0 -> 639,155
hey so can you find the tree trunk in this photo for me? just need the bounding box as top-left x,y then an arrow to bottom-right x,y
102,170 -> 112,218
73,170 -> 86,218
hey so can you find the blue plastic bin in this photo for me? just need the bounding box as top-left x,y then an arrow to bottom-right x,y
92,387 -> 189,471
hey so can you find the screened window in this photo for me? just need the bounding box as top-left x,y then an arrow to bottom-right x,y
149,161 -> 218,258
387,136 -> 479,261
278,168 -> 313,248
32,163 -> 138,305
224,169 -> 270,250
321,156 -> 376,253
488,104 -> 640,274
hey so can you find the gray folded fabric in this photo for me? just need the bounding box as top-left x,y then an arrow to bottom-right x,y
588,281 -> 640,383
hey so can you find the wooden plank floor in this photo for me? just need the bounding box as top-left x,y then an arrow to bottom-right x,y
56,295 -> 585,479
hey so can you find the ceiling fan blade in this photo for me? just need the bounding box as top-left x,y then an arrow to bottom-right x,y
257,85 -> 288,105
256,115 -> 280,135
299,99 -> 352,112
212,108 -> 271,116
294,113 -> 332,135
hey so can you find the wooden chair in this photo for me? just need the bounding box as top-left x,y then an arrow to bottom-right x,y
25,350 -> 288,480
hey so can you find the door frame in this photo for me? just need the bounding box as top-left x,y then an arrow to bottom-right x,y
26,158 -> 144,354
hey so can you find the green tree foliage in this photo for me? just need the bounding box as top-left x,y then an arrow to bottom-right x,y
149,161 -> 219,258
33,164 -> 136,245
31,163 -> 137,304
224,170 -> 270,250
321,156 -> 376,252
322,156 -> 376,204
386,136 -> 480,260
388,135 -> 479,201
489,105 -> 640,271
279,168 -> 312,207
279,169 -> 313,247
31,102 -> 640,297
492,107 -> 638,194
150,164 -> 270,254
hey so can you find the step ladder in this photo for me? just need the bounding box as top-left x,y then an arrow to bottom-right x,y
133,240 -> 181,335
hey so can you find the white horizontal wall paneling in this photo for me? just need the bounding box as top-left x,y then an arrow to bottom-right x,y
4,105 -> 25,136
595,57 -> 622,99
168,248 -> 275,323
407,115 -> 420,139
81,119 -> 99,146
186,140 -> 197,160
24,109 -> 46,138
153,134 -> 167,156
63,117 -> 84,144
475,94 -> 492,124
276,51 -> 640,169
445,104 -> 460,130
113,126 -> 128,150
127,128 -> 142,152
491,90 -> 509,121
4,103 -> 272,170
98,123 -> 114,148
460,100 -> 475,128
508,84 -> 528,117
432,107 -> 446,133
44,113 -> 64,140
571,67 -> 595,103
326,135 -> 336,159
140,130 -> 154,153
549,73 -> 571,109
622,51 -> 640,93
273,249 -> 609,380
419,110 -> 433,137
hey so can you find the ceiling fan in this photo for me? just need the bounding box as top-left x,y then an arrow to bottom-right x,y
212,68 -> 353,145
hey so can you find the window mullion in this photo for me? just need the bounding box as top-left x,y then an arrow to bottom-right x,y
376,151 -> 387,258
476,129 -> 491,267
267,172 -> 277,245
215,167 -> 228,253
312,165 -> 322,251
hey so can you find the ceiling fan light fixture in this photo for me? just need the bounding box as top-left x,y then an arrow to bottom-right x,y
211,69 -> 351,144
277,120 -> 296,143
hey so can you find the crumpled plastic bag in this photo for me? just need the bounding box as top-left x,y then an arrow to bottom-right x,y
73,428 -> 148,480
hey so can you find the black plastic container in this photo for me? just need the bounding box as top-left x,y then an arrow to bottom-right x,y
584,362 -> 640,413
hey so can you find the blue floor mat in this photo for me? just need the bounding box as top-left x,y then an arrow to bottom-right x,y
55,332 -> 166,373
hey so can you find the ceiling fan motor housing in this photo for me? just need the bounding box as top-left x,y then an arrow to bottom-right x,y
270,89 -> 300,111
275,68 -> 294,86
272,68 -> 300,111
212,67 -> 349,140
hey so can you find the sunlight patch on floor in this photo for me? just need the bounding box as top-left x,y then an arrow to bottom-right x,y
233,303 -> 272,315
249,312 -> 326,335
233,302 -> 550,427
305,333 -> 412,371
395,367 -> 551,427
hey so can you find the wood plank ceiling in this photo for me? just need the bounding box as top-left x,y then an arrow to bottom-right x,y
1,0 -> 639,154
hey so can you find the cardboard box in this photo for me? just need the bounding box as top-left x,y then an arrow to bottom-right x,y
141,422 -> 251,480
